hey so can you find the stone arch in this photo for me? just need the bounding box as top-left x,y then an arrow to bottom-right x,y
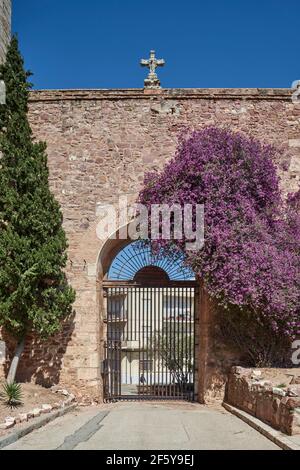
97,222 -> 135,281
95,224 -> 214,403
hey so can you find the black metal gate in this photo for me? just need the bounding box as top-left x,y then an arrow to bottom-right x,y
103,283 -> 197,401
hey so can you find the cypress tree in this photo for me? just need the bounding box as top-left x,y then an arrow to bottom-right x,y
0,37 -> 75,383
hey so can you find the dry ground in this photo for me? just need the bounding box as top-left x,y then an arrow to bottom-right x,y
0,382 -> 63,436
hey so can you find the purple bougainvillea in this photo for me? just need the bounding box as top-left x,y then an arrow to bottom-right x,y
139,127 -> 300,342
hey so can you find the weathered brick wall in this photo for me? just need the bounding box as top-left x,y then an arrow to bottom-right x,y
1,88 -> 300,402
0,0 -> 11,63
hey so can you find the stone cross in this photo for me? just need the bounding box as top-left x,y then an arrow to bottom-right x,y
292,79 -> 300,105
140,50 -> 165,89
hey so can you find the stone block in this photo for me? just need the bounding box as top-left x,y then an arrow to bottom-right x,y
77,367 -> 98,381
18,413 -> 28,423
32,408 -> 41,417
0,421 -> 14,430
272,387 -> 286,397
291,376 -> 300,385
5,416 -> 15,424
287,385 -> 300,397
41,404 -> 53,413
289,139 -> 300,147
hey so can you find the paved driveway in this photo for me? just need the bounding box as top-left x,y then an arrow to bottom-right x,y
4,401 -> 279,450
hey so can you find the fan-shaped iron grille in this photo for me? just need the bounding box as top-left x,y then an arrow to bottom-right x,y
108,241 -> 195,281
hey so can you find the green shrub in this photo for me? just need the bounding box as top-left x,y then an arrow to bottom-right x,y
1,381 -> 23,408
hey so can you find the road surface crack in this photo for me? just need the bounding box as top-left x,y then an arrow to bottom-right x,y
56,411 -> 109,450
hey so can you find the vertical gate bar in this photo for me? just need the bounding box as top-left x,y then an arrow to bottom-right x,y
142,287 -> 145,396
117,286 -> 120,399
179,287 -> 182,399
185,287 -> 188,399
122,286 -> 125,395
172,287 -> 174,398
150,287 -> 153,395
173,287 -> 176,398
164,287 -> 168,397
140,286 -> 142,396
120,286 -> 122,397
112,289 -> 117,398
190,287 -> 193,400
111,287 -> 113,400
169,287 -> 172,398
188,287 -> 190,399
172,287 -> 175,398
193,287 -> 196,401
169,287 -> 171,398
135,287 -> 137,342
188,287 -> 191,398
126,286 -> 129,392
118,340 -> 120,399
146,289 -> 152,395
125,287 -> 128,390
111,288 -> 113,400
114,340 -> 117,399
106,289 -> 109,400
117,288 -> 125,397
138,287 -> 141,398
108,289 -> 114,398
151,287 -> 157,395
182,286 -> 185,399
186,287 -> 189,399
184,286 -> 187,399
109,288 -> 112,400
115,287 -> 117,399
130,286 -> 133,342
119,286 -> 121,398
107,289 -> 110,400
144,286 -> 147,396
147,286 -> 150,395
105,288 -> 108,401
191,288 -> 195,400
170,287 -> 173,398
157,287 -> 161,397
168,287 -> 171,398
176,288 -> 181,398
145,287 -> 148,395
174,287 -> 177,398
130,287 -> 132,389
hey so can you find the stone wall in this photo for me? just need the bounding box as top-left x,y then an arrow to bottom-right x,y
0,87 -> 300,401
226,367 -> 300,435
0,0 -> 11,63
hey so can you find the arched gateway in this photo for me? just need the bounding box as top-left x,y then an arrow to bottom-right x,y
100,241 -> 199,401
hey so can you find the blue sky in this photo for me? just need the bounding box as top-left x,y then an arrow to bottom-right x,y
13,0 -> 300,90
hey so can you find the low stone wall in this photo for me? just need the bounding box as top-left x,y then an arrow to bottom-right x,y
225,367 -> 300,436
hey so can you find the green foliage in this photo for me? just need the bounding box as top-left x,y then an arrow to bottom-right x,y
150,330 -> 194,385
0,36 -> 75,339
1,381 -> 22,408
218,305 -> 291,367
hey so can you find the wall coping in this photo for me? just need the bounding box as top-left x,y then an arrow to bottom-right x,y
29,88 -> 293,103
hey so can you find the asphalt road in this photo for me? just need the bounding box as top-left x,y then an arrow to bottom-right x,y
4,401 -> 279,450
